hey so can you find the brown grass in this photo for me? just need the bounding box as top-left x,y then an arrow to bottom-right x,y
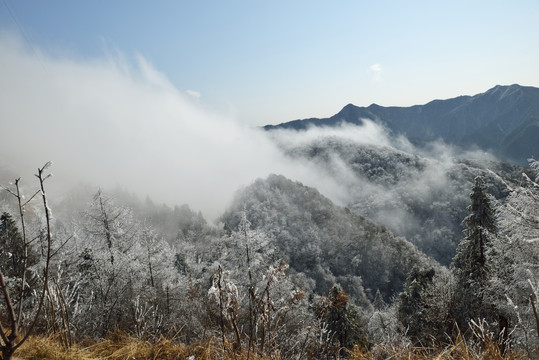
348,334 -> 528,360
15,330 -> 275,360
13,331 -> 533,360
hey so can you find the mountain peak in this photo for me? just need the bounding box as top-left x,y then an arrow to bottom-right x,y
488,83 -> 521,91
479,84 -> 525,103
264,84 -> 539,164
338,103 -> 359,113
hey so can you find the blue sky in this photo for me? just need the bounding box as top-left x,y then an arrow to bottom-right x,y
2,1 -> 539,125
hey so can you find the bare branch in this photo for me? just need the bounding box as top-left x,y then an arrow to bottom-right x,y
50,235 -> 74,259
22,190 -> 41,207
0,269 -> 15,345
0,268 -> 17,338
14,178 -> 30,329
14,162 -> 54,351
0,184 -> 18,198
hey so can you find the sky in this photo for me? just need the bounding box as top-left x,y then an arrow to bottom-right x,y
2,1 -> 539,125
1,1 -> 539,218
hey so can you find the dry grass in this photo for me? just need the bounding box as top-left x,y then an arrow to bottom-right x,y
13,331 -> 533,360
13,335 -> 94,360
348,335 -> 529,360
15,330 -> 276,360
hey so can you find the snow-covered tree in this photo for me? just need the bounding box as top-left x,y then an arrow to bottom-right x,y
58,190 -> 191,338
0,163 -> 54,360
398,266 -> 435,342
452,176 -> 497,328
499,159 -> 539,243
68,190 -> 142,336
315,284 -> 367,356
367,303 -> 408,349
373,289 -> 387,311
0,212 -> 38,281
205,208 -> 312,357
493,159 -> 539,349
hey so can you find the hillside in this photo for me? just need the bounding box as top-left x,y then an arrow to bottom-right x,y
2,154 -> 538,357
275,136 -> 529,265
221,174 -> 439,301
264,84 -> 539,164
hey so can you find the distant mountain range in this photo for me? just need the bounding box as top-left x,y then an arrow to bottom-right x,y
264,84 -> 539,165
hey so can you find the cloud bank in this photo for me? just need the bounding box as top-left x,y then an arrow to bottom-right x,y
0,32 -> 498,226
0,32 -> 360,219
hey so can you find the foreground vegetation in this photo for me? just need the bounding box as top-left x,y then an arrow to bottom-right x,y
12,331 -> 531,360
3,157 -> 539,359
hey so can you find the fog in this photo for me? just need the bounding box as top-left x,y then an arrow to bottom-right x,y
0,33 -> 357,220
265,116 -> 501,264
0,32 -> 499,227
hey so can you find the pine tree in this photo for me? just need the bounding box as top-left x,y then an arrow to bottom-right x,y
0,212 -> 24,278
0,212 -> 37,281
315,285 -> 367,355
398,266 -> 435,342
373,289 -> 387,311
452,176 -> 497,328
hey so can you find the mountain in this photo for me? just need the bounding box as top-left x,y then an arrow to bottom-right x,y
221,174 -> 440,301
275,136 -> 528,266
264,84 -> 539,164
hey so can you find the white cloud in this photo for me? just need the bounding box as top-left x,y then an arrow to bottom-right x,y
0,32 -> 350,220
0,32 -> 486,227
369,63 -> 383,82
270,120 -> 392,149
186,89 -> 201,99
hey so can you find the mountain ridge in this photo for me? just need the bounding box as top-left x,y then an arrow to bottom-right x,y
220,173 -> 439,301
264,84 -> 539,164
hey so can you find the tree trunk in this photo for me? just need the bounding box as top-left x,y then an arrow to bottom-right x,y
2,343 -> 14,360
530,295 -> 539,342
498,315 -> 509,356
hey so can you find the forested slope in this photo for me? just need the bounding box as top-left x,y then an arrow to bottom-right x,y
221,174 -> 439,301
276,135 -> 531,265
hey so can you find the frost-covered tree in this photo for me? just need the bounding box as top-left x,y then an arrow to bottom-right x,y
398,266 -> 435,343
204,208 -> 312,357
0,163 -> 54,360
59,190 -> 189,338
493,159 -> 539,349
452,176 -> 497,328
499,159 -> 539,244
314,285 -> 367,356
373,289 -> 387,311
69,190 -> 143,336
0,212 -> 36,280
367,303 -> 408,349
131,224 -> 181,337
